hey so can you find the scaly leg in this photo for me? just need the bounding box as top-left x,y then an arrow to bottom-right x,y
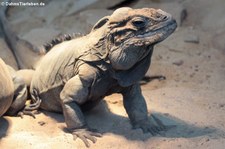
122,83 -> 166,135
60,75 -> 101,148
6,75 -> 27,116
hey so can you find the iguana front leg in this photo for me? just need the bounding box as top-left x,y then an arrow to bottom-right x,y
122,83 -> 166,135
60,75 -> 102,148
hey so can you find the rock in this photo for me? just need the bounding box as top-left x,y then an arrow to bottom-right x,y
85,0 -> 130,9
172,60 -> 184,66
79,9 -> 113,28
36,0 -> 127,21
21,28 -> 61,48
0,39 -> 18,69
54,9 -> 112,34
212,30 -> 225,51
180,9 -> 188,26
133,0 -> 187,26
65,0 -> 98,16
8,6 -> 45,35
184,34 -> 200,44
47,0 -> 124,18
183,0 -> 225,32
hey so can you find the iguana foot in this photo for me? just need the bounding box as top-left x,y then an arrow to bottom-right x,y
17,110 -> 36,119
71,128 -> 102,148
133,115 -> 166,135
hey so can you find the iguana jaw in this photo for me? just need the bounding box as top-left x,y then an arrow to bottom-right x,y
127,18 -> 177,47
137,19 -> 177,39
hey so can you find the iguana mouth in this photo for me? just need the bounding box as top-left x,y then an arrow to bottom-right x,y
137,20 -> 177,39
121,19 -> 177,48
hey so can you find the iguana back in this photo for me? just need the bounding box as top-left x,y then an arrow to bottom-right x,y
0,58 -> 14,116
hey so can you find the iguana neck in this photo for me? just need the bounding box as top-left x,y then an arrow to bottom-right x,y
85,26 -> 110,60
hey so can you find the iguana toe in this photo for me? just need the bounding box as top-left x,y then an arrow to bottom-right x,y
72,128 -> 102,148
17,110 -> 36,119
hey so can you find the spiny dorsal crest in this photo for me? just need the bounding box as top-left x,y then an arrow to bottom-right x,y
43,33 -> 84,52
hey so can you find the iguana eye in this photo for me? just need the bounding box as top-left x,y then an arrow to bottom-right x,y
132,18 -> 146,28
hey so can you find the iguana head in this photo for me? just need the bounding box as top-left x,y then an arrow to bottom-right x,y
92,7 -> 177,70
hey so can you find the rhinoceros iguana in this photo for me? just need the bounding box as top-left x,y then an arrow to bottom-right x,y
0,58 -> 14,117
0,58 -> 29,117
21,7 -> 177,147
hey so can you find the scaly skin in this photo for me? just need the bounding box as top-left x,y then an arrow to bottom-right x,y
0,58 -> 30,117
0,58 -> 14,116
27,7 -> 177,147
5,65 -> 30,117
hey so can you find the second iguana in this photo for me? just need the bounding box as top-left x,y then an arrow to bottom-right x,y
0,58 -> 30,117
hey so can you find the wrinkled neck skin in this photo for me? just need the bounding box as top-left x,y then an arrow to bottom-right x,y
86,25 -> 154,87
84,25 -> 110,60
87,23 -> 153,69
112,48 -> 153,87
108,43 -> 153,71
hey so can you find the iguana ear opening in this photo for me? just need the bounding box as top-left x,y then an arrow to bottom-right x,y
92,16 -> 109,31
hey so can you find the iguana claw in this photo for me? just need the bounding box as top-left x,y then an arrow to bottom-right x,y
17,110 -> 36,119
72,128 -> 102,148
133,115 -> 166,136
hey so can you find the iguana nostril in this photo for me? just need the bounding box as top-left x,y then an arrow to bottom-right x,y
163,15 -> 168,20
156,9 -> 170,21
155,13 -> 168,20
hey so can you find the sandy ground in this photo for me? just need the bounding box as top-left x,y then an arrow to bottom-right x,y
0,0 -> 225,148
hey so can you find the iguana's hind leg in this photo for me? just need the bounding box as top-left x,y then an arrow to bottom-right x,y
5,75 -> 27,116
21,89 -> 41,118
60,75 -> 102,148
6,69 -> 36,118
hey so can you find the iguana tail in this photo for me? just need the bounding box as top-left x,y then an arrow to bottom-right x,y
0,0 -> 44,69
